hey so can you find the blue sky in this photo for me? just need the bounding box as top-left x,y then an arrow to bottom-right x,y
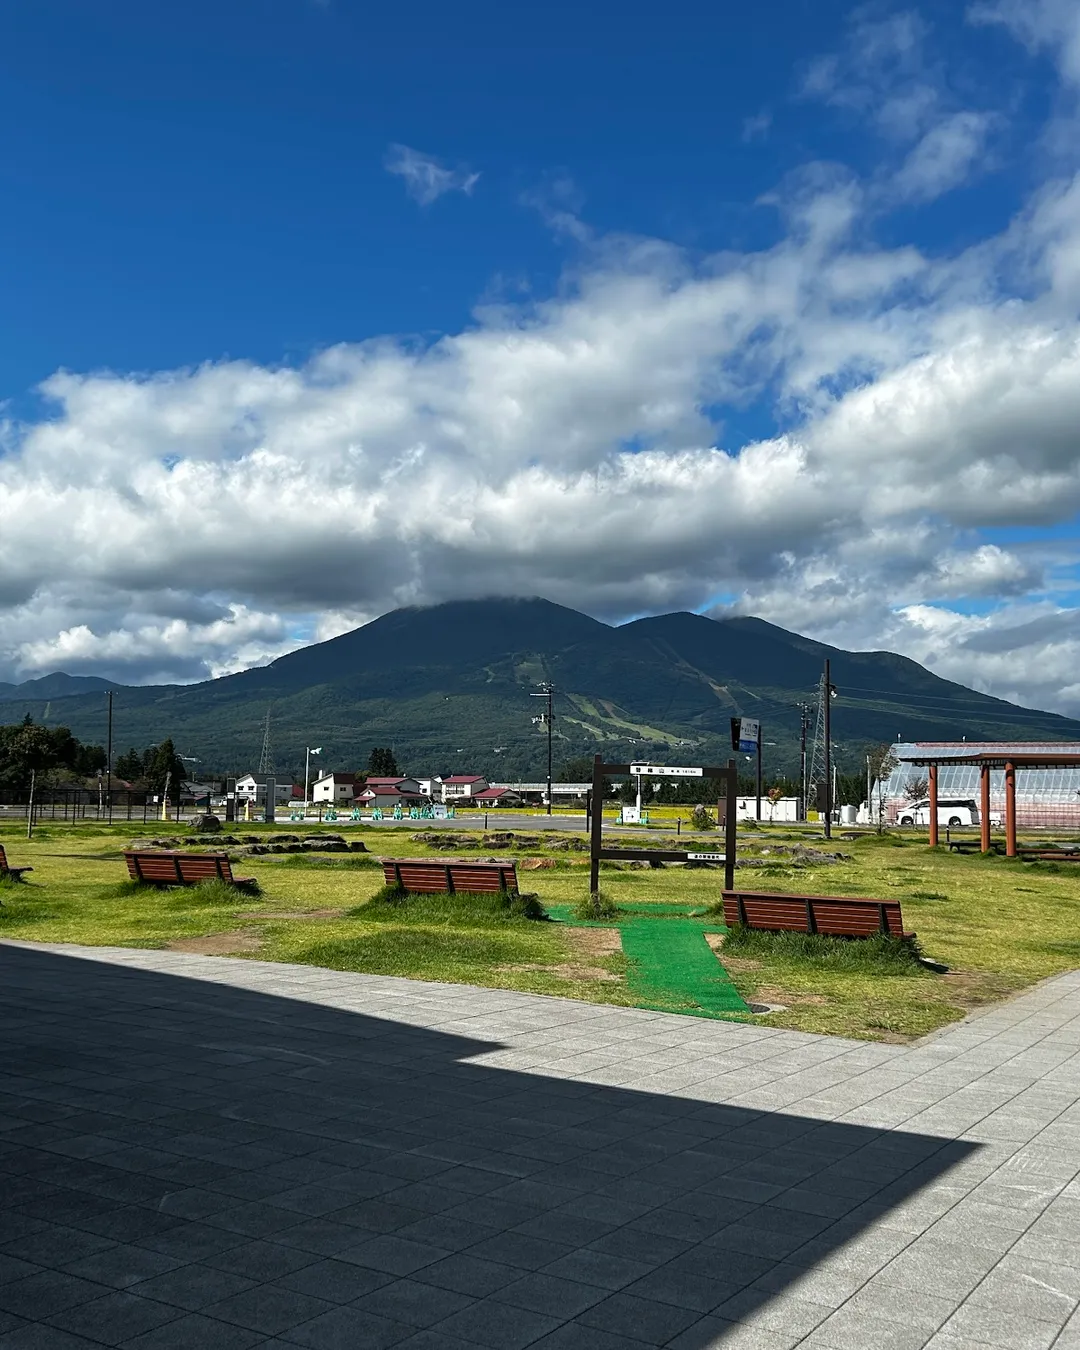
2,0 -> 1080,714
0,0 -> 1040,393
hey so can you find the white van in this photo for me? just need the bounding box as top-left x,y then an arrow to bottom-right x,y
896,798 -> 1001,828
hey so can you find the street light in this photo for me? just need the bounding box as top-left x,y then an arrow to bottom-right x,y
305,747 -> 322,812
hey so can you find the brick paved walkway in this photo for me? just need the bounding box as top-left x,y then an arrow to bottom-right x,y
2,941 -> 1079,1348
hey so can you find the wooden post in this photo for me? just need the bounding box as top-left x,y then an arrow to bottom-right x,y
980,764 -> 991,853
724,759 -> 737,892
1005,760 -> 1017,857
589,754 -> 604,894
928,762 -> 939,848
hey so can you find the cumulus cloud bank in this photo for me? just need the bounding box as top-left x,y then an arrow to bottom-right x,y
3,8 -> 1080,714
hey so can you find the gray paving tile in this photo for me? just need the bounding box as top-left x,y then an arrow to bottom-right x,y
0,1274 -> 110,1322
120,1309 -> 267,1348
491,1271 -> 608,1318
352,1277 -> 474,1328
59,1245 -> 183,1291
576,1291 -> 701,1345
202,1286 -> 335,1336
206,1241 -> 319,1282
419,1254 -> 519,1298
0,1326 -> 108,1348
278,1304 -> 411,1349
46,1291 -> 181,1346
543,1249 -> 657,1292
276,1257 -> 392,1304
123,1264 -> 257,1311
431,1298 -> 560,1349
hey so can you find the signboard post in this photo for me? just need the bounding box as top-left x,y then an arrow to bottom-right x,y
731,718 -> 763,821
589,755 -> 738,898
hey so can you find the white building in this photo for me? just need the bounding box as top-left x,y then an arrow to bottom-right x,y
734,795 -> 799,822
440,774 -> 489,802
311,771 -> 360,804
234,774 -> 296,805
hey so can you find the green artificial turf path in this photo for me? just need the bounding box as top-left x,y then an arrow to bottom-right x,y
546,902 -> 750,1018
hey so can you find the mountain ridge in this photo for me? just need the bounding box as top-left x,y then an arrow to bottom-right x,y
3,597 -> 1077,777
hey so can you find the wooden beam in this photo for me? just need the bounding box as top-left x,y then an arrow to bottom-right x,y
980,764 -> 991,854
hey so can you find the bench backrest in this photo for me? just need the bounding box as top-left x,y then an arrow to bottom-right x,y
381,857 -> 518,894
723,889 -> 907,937
125,851 -> 235,885
0,843 -> 8,871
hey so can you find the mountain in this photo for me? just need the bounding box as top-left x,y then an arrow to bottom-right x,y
3,597 -> 1079,779
0,672 -> 122,702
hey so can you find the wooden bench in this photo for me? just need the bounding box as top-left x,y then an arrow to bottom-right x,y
947,840 -> 1006,855
722,889 -> 912,938
0,843 -> 32,881
1018,849 -> 1080,863
381,857 -> 519,894
124,850 -> 257,892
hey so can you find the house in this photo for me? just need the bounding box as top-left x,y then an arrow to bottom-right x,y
234,774 -> 298,805
440,774 -> 489,803
356,776 -> 428,811
473,787 -> 523,808
311,772 -> 360,804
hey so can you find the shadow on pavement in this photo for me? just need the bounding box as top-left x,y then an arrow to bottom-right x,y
0,944 -> 977,1348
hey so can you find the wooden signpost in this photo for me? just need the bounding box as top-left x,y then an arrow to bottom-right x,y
589,755 -> 738,895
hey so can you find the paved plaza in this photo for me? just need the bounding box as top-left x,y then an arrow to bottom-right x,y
2,941 -> 1080,1349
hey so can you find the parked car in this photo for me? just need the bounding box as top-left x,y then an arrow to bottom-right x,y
896,797 -> 1001,828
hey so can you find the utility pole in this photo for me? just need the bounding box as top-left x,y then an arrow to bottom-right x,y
756,730 -> 762,822
106,690 -> 114,824
530,683 -> 554,816
823,659 -> 833,840
797,703 -> 811,822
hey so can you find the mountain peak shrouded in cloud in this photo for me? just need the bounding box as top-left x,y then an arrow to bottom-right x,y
2,2 -> 1080,717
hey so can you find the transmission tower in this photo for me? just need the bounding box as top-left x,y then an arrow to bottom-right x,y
258,704 -> 275,775
807,676 -> 827,811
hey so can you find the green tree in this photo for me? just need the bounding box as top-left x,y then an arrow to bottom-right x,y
0,722 -> 62,789
368,747 -> 399,777
115,748 -> 144,782
146,739 -> 187,801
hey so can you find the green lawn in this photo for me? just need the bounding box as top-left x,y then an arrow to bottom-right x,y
1,819 -> 1078,1041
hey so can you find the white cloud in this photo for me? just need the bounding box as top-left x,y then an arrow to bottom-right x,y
970,0 -> 1080,87
2,11 -> 1080,718
741,111 -> 772,142
384,144 -> 480,205
891,111 -> 996,202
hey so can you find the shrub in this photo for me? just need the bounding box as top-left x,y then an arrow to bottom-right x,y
354,886 -> 547,923
720,924 -> 924,972
690,805 -> 716,831
574,890 -> 622,921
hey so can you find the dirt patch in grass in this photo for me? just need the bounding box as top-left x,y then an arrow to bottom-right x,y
570,927 -> 622,959
167,929 -> 264,955
940,970 -> 1021,1011
703,934 -> 760,970
756,985 -> 829,1007
499,925 -> 624,983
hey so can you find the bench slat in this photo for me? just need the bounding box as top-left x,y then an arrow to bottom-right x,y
381,858 -> 519,895
0,842 -> 32,879
723,890 -> 910,939
124,851 -> 253,889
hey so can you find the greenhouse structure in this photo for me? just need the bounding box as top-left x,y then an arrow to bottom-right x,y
880,742 -> 1080,841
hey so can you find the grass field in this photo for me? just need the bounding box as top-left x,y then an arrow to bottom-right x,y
1,819 -> 1078,1042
